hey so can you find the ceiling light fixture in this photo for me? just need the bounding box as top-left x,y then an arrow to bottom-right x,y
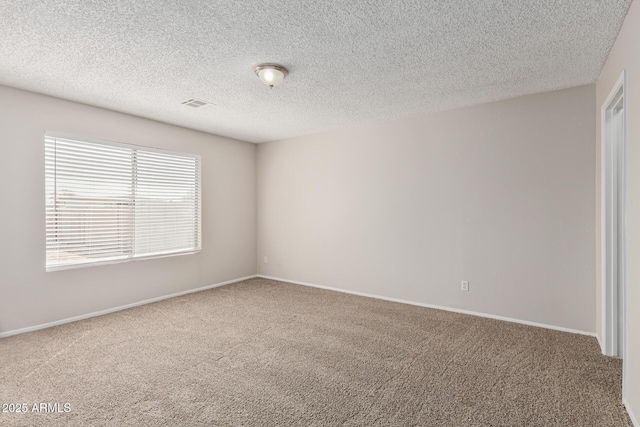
255,64 -> 288,88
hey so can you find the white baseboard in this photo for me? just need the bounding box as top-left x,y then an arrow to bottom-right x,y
0,274 -> 258,339
257,275 -> 596,337
625,400 -> 640,427
597,334 -> 604,353
2,273 -> 597,340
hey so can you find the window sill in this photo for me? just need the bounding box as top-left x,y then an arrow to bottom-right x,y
46,249 -> 201,272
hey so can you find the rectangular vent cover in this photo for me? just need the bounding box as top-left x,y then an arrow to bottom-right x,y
181,98 -> 209,108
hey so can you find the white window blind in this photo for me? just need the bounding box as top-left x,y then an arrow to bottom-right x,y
45,134 -> 201,271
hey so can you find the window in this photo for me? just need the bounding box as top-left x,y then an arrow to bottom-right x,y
45,133 -> 201,271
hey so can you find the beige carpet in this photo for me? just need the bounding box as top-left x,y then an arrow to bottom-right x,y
0,278 -> 632,426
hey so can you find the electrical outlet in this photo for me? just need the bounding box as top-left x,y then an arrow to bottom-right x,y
461,281 -> 469,291
264,256 -> 268,264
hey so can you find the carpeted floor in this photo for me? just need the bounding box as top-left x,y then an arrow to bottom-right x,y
0,277 -> 632,426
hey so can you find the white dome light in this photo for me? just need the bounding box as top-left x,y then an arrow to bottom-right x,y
255,64 -> 288,88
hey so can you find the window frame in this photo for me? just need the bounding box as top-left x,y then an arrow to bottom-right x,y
45,131 -> 202,272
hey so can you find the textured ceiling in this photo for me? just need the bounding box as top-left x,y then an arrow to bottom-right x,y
0,1 -> 632,143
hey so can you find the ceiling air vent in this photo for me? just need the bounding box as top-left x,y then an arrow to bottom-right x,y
181,98 -> 210,108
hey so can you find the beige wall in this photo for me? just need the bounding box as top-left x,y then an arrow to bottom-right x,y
0,85 -> 257,334
596,0 -> 640,422
257,85 -> 596,333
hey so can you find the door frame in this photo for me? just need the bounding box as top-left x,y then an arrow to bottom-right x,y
600,69 -> 627,373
